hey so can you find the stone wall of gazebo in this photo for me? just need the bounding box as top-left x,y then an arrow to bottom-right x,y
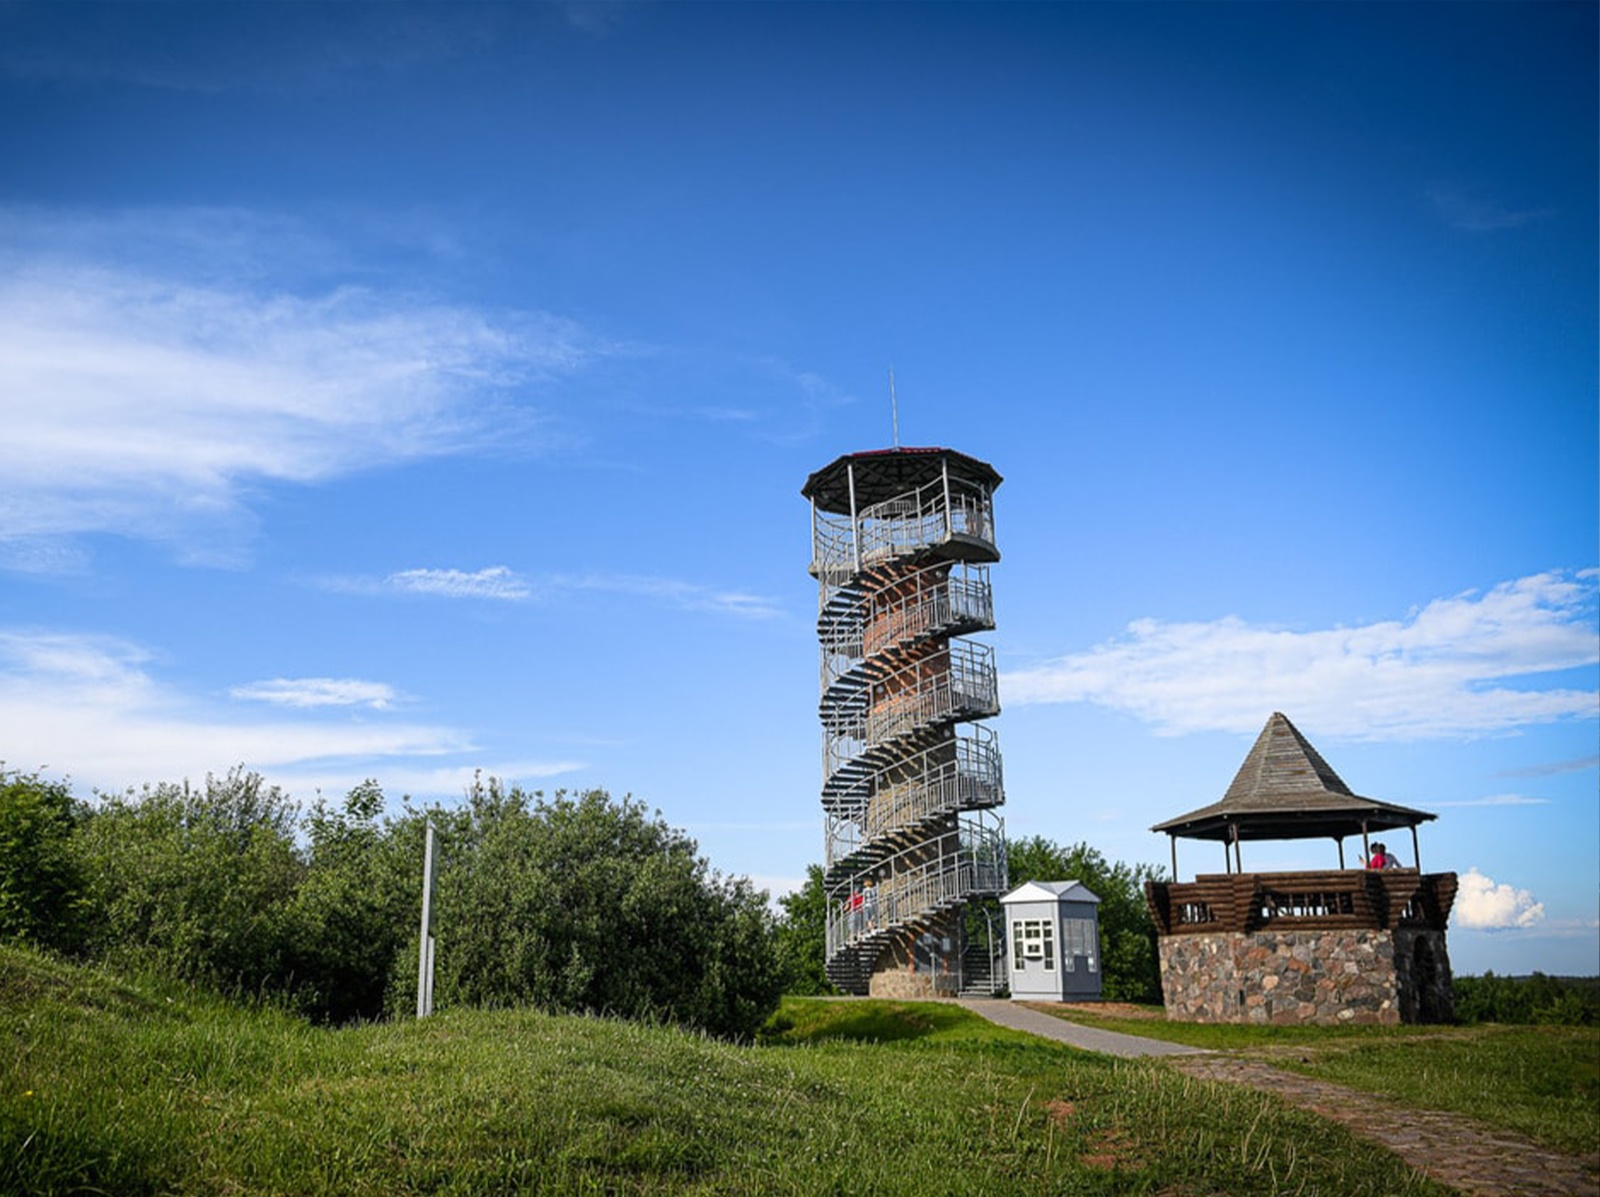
1146,869 -> 1457,1025
1158,926 -> 1453,1025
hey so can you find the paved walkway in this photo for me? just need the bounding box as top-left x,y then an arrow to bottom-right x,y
1174,1055 -> 1599,1197
954,1000 -> 1597,1197
955,998 -> 1207,1057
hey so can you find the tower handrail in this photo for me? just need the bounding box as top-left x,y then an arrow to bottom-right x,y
810,471 -> 996,583
826,814 -> 1007,956
824,729 -> 1005,870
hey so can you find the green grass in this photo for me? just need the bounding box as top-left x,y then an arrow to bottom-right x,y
1,947 -> 1453,1196
1037,1002 -> 1600,1156
1273,1026 -> 1600,1158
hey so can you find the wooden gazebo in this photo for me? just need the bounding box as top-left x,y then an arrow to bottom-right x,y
1144,713 -> 1457,1025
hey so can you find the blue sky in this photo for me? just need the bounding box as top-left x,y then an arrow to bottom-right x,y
0,1 -> 1594,976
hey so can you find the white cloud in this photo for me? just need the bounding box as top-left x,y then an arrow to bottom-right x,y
386,566 -> 533,601
1454,867 -> 1546,930
557,573 -> 784,619
0,257 -> 588,556
1431,794 -> 1552,808
0,537 -> 89,575
0,629 -> 488,796
231,677 -> 399,709
1002,570 -> 1598,740
320,567 -> 782,618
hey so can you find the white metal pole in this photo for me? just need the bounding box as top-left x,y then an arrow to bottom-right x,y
847,463 -> 861,573
417,821 -> 436,1018
941,457 -> 952,538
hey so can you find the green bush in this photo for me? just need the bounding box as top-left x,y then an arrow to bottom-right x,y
11,763 -> 781,1037
773,863 -> 834,995
1454,971 -> 1599,1026
284,780 -> 418,1024
397,780 -> 784,1039
0,768 -> 88,952
72,768 -> 303,996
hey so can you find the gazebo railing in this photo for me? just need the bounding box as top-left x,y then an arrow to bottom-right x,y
1146,870 -> 1458,935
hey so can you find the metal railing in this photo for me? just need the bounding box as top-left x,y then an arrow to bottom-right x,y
826,814 -> 1007,957
863,641 -> 998,745
824,728 -> 1004,869
863,563 -> 992,659
817,563 -> 992,695
810,472 -> 996,586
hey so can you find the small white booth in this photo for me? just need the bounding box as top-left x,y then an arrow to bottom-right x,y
1001,880 -> 1103,1002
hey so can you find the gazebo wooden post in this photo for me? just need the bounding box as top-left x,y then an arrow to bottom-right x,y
1410,824 -> 1421,871
1221,838 -> 1231,874
1231,822 -> 1242,873
1336,837 -> 1346,869
1360,821 -> 1370,867
1169,834 -> 1178,883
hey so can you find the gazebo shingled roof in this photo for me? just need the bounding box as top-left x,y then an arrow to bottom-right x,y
1152,712 -> 1436,844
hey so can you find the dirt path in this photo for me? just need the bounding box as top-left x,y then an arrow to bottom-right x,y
1173,1055 -> 1600,1197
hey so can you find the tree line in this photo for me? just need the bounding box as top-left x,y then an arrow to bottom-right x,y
3,763 -> 1176,1031
1452,971 -> 1598,1026
0,766 -> 783,1039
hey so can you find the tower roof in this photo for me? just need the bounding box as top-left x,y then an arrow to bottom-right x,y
1151,712 -> 1436,842
801,446 -> 1002,514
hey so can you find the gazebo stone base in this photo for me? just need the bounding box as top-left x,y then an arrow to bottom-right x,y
1159,927 -> 1453,1025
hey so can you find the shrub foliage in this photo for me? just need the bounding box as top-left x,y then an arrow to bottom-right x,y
1453,970 -> 1598,1026
404,777 -> 781,1038
1,767 -> 781,1038
772,863 -> 834,995
0,768 -> 87,952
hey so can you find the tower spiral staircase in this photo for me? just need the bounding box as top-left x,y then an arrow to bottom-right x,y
803,447 -> 1008,996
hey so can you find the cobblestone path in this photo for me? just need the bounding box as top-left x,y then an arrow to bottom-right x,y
1173,1055 -> 1599,1197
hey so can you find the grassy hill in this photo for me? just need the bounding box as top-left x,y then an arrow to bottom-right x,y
0,944 -> 1461,1195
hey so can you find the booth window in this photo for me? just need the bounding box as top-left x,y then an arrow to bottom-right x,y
1012,919 -> 1055,971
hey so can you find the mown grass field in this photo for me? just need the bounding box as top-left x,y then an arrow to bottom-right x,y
1033,1002 -> 1600,1158
0,946 -> 1467,1196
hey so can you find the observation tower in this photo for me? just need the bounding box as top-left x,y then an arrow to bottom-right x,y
802,447 -> 1008,997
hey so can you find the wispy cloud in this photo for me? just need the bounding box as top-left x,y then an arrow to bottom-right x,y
1427,183 -> 1553,232
320,566 -> 783,618
0,537 -> 90,576
1454,867 -> 1545,930
386,567 -> 533,601
0,628 -> 579,799
0,252 -> 589,560
231,677 -> 400,710
556,573 -> 784,619
1431,794 -> 1552,809
1002,570 -> 1598,740
1496,755 -> 1599,779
